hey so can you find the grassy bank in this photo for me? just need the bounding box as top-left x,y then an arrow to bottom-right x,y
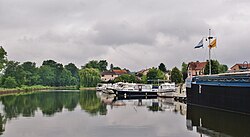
0,85 -> 79,96
79,87 -> 96,90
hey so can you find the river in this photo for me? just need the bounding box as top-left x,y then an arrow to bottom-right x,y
0,90 -> 249,137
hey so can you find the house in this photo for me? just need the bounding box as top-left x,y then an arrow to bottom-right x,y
230,63 -> 250,71
187,61 -> 207,77
101,69 -> 128,82
135,69 -> 150,77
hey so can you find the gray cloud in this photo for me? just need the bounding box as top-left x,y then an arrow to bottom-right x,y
1,0 -> 250,71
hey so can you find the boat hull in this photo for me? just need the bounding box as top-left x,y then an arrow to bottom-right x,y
187,83 -> 250,113
115,90 -> 157,97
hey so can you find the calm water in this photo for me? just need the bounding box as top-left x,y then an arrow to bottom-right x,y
0,90 -> 249,137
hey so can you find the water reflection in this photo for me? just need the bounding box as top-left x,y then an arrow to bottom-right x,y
99,92 -> 186,115
0,90 -> 249,137
186,104 -> 250,137
0,90 -> 109,135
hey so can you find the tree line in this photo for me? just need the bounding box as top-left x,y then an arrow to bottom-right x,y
0,46 -> 229,88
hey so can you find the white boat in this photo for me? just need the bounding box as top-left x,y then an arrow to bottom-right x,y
157,83 -> 176,97
96,83 -> 108,91
115,83 -> 158,96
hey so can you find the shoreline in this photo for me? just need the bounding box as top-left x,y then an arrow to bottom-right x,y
0,86 -> 79,96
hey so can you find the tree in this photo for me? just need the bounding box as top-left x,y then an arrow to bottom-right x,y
114,74 -> 138,83
83,60 -> 99,69
79,68 -> 101,87
42,60 -> 64,86
158,63 -> 167,72
110,64 -> 114,70
38,65 -> 56,86
21,61 -> 39,85
170,67 -> 183,84
204,60 -> 220,75
181,62 -> 188,81
3,76 -> 17,88
113,66 -> 121,70
65,63 -> 79,86
65,63 -> 79,78
219,64 -> 228,73
57,69 -> 72,86
0,46 -> 7,71
98,60 -> 108,72
2,61 -> 26,86
146,68 -> 166,82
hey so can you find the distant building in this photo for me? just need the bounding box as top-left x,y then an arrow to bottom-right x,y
101,69 -> 128,81
230,63 -> 250,71
187,61 -> 207,77
135,69 -> 150,76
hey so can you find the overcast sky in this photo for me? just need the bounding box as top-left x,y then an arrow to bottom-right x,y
1,0 -> 250,71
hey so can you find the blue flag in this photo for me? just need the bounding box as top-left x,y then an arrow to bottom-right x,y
194,39 -> 203,49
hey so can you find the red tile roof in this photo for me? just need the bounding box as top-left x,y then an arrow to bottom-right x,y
231,64 -> 250,69
101,69 -> 128,75
113,69 -> 127,75
188,61 -> 207,70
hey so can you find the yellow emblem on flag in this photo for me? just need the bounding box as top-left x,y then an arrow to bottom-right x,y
208,39 -> 216,48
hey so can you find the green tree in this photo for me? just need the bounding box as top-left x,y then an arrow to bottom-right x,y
83,60 -> 99,69
170,67 -> 183,84
65,63 -> 79,78
204,60 -> 220,75
21,61 -> 39,85
113,66 -> 121,70
98,60 -> 108,72
65,63 -> 79,86
0,46 -> 7,71
146,68 -> 165,82
2,61 -> 26,86
158,63 -> 167,72
38,65 -> 56,86
114,74 -> 138,83
79,68 -> 101,87
3,76 -> 17,88
57,69 -> 72,86
219,64 -> 228,73
110,63 -> 114,70
42,60 -> 64,86
181,62 -> 188,81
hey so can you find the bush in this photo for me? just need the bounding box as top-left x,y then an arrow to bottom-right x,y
3,77 -> 18,88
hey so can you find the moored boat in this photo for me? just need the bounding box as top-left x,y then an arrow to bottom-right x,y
157,83 -> 176,97
114,83 -> 158,97
186,70 -> 250,113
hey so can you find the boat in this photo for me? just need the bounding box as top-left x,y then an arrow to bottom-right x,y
157,83 -> 176,97
186,29 -> 250,113
114,83 -> 158,97
96,83 -> 107,91
186,70 -> 250,113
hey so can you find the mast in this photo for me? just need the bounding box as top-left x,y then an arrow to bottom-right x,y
208,29 -> 212,75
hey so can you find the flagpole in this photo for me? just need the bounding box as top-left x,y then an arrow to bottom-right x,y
208,29 -> 212,75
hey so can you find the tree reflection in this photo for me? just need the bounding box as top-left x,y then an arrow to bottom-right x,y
0,90 -> 107,118
79,90 -> 107,116
0,113 -> 6,135
0,91 -> 108,135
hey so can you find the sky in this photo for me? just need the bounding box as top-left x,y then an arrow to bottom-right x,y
0,0 -> 250,71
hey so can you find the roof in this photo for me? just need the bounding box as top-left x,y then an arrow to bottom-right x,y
101,69 -> 128,75
101,71 -> 115,75
188,61 -> 207,70
231,64 -> 250,69
113,69 -> 127,75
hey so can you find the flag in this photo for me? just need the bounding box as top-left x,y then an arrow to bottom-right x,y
208,39 -> 216,48
194,39 -> 203,49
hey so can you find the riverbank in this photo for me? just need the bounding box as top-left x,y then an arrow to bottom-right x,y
0,85 -> 79,96
79,87 -> 96,90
